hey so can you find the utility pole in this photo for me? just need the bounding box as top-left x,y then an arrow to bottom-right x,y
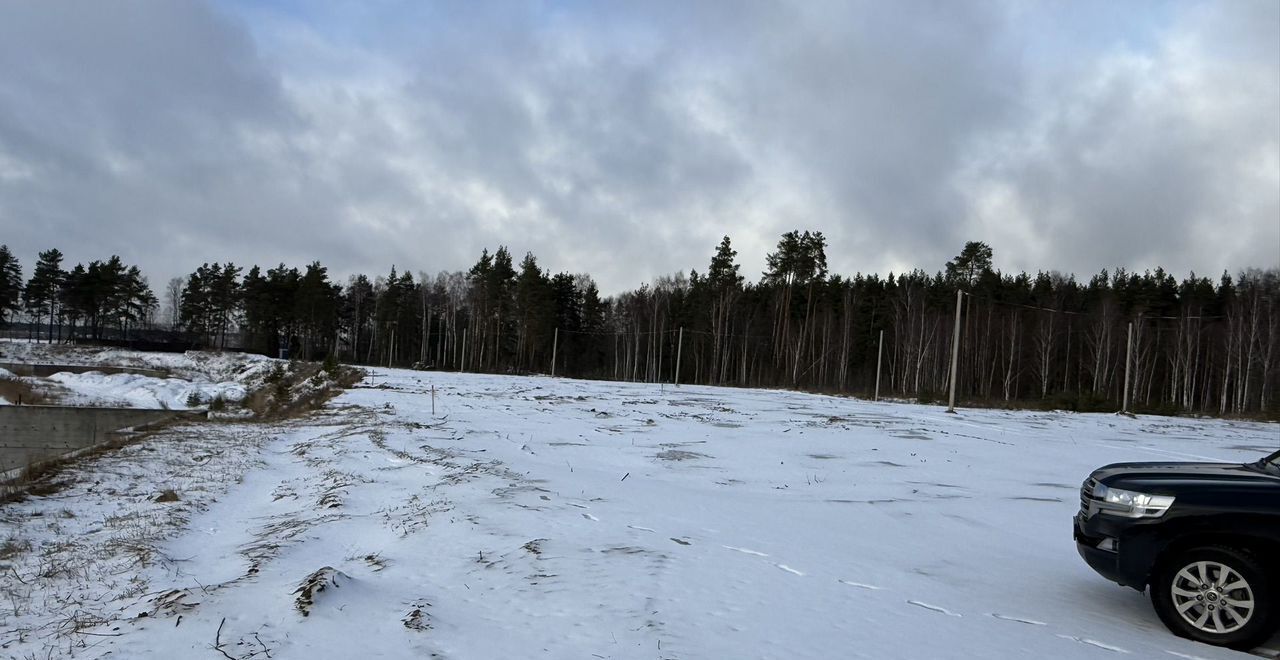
551,328 -> 559,377
874,329 -> 884,401
1122,322 -> 1133,416
947,289 -> 963,413
675,327 -> 684,386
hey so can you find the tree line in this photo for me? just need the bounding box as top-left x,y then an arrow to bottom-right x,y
0,238 -> 1276,418
0,247 -> 157,342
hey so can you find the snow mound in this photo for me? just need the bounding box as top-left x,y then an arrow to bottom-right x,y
294,567 -> 352,617
46,371 -> 248,410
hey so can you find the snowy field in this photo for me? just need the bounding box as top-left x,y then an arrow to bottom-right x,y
2,366 -> 1278,659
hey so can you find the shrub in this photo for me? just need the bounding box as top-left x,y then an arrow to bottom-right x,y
323,353 -> 340,378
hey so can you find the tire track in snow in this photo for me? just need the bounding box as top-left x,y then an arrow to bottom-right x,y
989,613 -> 1046,626
906,601 -> 961,617
1056,634 -> 1129,653
838,580 -> 883,590
722,546 -> 768,557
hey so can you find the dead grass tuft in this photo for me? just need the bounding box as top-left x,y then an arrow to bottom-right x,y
0,536 -> 32,560
154,488 -> 180,503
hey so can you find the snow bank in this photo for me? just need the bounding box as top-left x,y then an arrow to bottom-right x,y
0,341 -> 280,410
45,371 -> 248,410
0,339 -> 278,386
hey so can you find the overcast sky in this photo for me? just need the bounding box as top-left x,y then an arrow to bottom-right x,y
0,0 -> 1276,295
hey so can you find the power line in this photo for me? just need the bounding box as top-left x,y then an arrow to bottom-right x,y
962,291 -> 1225,320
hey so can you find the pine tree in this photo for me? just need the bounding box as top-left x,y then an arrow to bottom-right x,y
295,262 -> 339,360
0,245 -> 22,327
945,241 -> 994,288
22,248 -> 64,341
513,253 -> 551,369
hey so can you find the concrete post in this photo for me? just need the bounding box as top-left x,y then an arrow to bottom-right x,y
874,329 -> 884,402
947,289 -> 963,413
551,328 -> 559,377
1122,322 -> 1133,415
675,327 -> 684,386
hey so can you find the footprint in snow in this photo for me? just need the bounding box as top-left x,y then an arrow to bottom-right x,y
1055,635 -> 1128,654
722,546 -> 769,557
988,613 -> 1046,626
670,537 -> 692,546
906,601 -> 961,617
582,513 -> 599,521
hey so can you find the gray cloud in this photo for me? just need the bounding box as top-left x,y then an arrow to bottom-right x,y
0,0 -> 1275,295
956,0 -> 1280,279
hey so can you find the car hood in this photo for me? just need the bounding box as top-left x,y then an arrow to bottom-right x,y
1092,461 -> 1278,495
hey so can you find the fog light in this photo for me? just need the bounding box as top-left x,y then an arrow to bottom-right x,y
1096,537 -> 1117,552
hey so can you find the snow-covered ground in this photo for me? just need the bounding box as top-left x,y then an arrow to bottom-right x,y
2,367 -> 1277,659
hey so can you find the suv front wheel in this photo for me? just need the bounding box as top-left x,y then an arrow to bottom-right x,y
1150,546 -> 1276,650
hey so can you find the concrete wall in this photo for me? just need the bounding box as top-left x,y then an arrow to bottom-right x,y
0,405 -> 197,473
0,362 -> 169,379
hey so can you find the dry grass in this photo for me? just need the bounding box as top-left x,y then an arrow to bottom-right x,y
0,536 -> 32,561
0,377 -> 48,405
243,362 -> 364,421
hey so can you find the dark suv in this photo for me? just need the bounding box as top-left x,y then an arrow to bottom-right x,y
1074,449 -> 1280,650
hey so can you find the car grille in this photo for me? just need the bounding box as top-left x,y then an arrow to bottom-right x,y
1079,477 -> 1098,517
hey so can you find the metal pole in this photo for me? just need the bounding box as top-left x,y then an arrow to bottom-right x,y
460,335 -> 467,373
431,385 -> 436,416
675,327 -> 684,386
874,329 -> 884,401
1122,322 -> 1133,415
551,328 -> 559,377
947,289 -> 963,413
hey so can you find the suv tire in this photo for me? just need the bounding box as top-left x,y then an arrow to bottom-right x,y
1150,546 -> 1276,650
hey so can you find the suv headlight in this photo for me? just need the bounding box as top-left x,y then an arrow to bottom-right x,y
1093,483 -> 1175,518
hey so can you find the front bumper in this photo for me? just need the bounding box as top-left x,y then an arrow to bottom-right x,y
1075,513 -> 1127,584
1074,512 -> 1158,590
